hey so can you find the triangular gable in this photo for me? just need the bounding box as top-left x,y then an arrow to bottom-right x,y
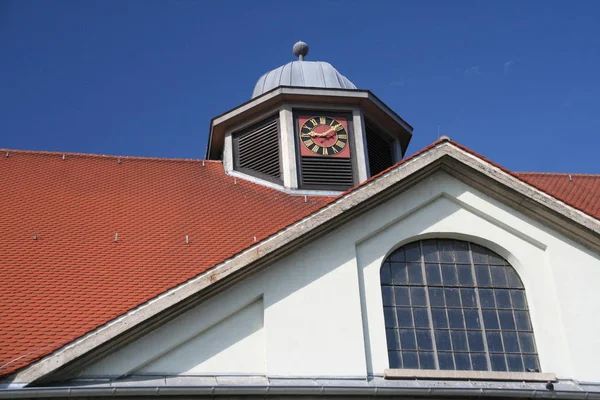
10,139 -> 600,385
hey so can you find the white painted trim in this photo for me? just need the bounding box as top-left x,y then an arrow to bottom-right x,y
223,133 -> 233,172
352,109 -> 369,183
278,106 -> 297,189
11,141 -> 600,384
226,170 -> 341,197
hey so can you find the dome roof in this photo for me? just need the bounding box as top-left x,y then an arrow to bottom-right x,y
252,61 -> 357,98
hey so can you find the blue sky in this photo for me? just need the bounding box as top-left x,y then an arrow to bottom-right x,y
1,0 -> 599,173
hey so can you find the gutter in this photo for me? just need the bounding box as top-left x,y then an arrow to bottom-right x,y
0,384 -> 597,399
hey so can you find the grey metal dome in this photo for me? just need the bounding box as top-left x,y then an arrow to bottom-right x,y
252,61 -> 357,98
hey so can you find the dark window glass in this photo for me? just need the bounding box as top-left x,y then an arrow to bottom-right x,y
384,307 -> 396,327
435,330 -> 452,351
396,308 -> 414,328
417,330 -> 434,351
432,309 -> 448,329
419,352 -> 436,369
426,263 -> 442,285
507,354 -> 524,372
444,288 -> 461,307
381,263 -> 392,284
395,287 -> 410,306
454,241 -> 471,263
404,243 -> 421,262
400,329 -> 417,350
389,351 -> 402,368
502,331 -> 520,353
429,287 -> 445,307
438,352 -> 454,370
386,329 -> 400,350
448,309 -> 465,329
451,330 -> 468,351
438,240 -> 455,263
461,288 -> 477,308
414,308 -> 430,328
491,266 -> 508,287
392,264 -> 408,284
490,354 -> 507,371
479,289 -> 495,308
471,353 -> 488,371
422,240 -> 438,262
408,262 -> 424,284
403,351 -> 419,368
468,331 -> 485,352
382,286 -> 394,306
382,240 -> 540,372
441,264 -> 458,286
458,264 -> 474,286
475,265 -> 491,286
454,352 -> 471,370
411,287 -> 427,306
464,310 -> 481,329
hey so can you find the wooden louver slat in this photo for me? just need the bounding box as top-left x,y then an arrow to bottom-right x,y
300,156 -> 354,190
234,116 -> 281,182
365,121 -> 394,177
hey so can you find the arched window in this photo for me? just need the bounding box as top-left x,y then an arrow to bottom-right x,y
381,239 -> 540,372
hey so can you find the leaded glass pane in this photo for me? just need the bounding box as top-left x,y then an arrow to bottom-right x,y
382,240 -> 540,372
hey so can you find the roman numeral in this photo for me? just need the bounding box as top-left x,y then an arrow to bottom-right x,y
338,134 -> 348,139
303,139 -> 313,147
322,147 -> 328,156
332,146 -> 340,154
335,140 -> 345,148
334,124 -> 344,131
311,144 -> 320,153
301,132 -> 312,138
309,118 -> 318,126
319,117 -> 326,124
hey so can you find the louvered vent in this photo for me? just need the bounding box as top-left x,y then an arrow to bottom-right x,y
233,116 -> 281,183
366,121 -> 395,177
300,156 -> 354,190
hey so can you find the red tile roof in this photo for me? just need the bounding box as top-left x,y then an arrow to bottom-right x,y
0,150 -> 332,377
516,173 -> 600,220
0,143 -> 598,379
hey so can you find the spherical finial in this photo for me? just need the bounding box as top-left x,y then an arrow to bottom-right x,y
293,41 -> 309,61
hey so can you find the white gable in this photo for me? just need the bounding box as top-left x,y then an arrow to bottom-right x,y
77,170 -> 600,383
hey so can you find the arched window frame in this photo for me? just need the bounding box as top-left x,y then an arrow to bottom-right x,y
381,239 -> 540,373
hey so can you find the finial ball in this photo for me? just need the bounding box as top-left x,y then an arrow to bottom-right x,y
293,41 -> 309,59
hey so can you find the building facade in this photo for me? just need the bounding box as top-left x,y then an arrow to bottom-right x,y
1,42 -> 600,398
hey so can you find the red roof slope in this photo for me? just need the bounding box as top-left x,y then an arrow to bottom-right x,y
0,151 -> 331,376
516,173 -> 600,220
1,144 -> 599,379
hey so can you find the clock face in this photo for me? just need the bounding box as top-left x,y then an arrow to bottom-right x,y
298,115 -> 350,157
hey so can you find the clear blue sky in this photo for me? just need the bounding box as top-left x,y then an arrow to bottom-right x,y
2,0 -> 599,173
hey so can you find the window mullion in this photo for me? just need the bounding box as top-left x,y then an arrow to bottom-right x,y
468,242 -> 492,371
419,241 -> 439,370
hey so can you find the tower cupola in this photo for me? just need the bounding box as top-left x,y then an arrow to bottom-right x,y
206,42 -> 413,194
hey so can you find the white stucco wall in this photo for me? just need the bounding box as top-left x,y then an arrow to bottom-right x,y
81,171 -> 600,382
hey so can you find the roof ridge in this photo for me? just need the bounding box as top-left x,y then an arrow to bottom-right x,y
0,148 -> 221,163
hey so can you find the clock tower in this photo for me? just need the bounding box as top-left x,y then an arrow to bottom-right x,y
206,41 -> 413,194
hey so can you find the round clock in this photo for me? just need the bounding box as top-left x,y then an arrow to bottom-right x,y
299,116 -> 348,156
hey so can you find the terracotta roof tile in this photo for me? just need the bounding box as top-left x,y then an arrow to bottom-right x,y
516,173 -> 600,219
0,150 -> 332,376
